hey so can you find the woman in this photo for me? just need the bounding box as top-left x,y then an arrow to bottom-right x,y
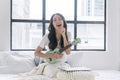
34,13 -> 71,77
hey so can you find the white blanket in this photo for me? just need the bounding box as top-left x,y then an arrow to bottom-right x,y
17,63 -> 94,80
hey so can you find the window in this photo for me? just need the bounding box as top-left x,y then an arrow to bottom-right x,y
11,0 -> 106,51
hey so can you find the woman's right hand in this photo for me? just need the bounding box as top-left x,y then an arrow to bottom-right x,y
50,53 -> 63,58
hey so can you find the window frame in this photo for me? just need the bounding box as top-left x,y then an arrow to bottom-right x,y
10,0 -> 106,51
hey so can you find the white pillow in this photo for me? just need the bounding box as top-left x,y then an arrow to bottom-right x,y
0,51 -> 9,66
67,51 -> 83,67
0,51 -> 35,74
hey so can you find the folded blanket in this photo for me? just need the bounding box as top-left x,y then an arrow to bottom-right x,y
57,65 -> 95,80
57,70 -> 95,80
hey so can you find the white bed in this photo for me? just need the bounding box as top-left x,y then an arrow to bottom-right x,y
0,51 -> 120,80
0,70 -> 120,80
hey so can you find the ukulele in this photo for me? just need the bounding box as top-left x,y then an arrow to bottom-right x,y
46,38 -> 81,64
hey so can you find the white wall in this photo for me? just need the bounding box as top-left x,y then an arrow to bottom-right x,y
0,0 -> 10,51
118,1 -> 120,70
0,0 -> 120,70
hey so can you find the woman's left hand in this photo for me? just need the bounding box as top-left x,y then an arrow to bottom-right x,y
60,27 -> 65,36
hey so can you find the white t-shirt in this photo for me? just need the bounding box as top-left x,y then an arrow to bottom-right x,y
38,32 -> 71,63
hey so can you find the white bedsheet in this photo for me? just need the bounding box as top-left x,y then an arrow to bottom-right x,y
0,70 -> 120,80
0,74 -> 59,80
95,70 -> 120,80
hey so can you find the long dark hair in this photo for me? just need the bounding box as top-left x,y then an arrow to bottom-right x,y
48,13 -> 68,50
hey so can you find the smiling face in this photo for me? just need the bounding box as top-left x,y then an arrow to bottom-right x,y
52,14 -> 64,31
48,13 -> 67,34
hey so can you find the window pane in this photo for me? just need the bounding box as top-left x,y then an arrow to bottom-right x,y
12,22 -> 42,49
46,0 -> 74,20
77,24 -> 104,49
45,23 -> 49,34
77,0 -> 104,21
12,0 -> 42,19
67,24 -> 74,49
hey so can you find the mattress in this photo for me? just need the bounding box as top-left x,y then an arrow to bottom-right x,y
0,70 -> 120,80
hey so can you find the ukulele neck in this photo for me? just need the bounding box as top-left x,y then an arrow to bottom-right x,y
59,44 -> 72,53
